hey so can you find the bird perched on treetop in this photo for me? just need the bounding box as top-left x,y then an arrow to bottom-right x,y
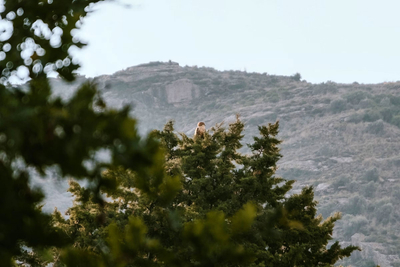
194,122 -> 206,138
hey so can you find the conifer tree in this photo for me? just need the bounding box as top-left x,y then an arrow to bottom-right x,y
52,117 -> 358,266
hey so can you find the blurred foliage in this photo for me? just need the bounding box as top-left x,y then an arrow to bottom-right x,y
0,0 -> 358,266
0,0 -> 160,265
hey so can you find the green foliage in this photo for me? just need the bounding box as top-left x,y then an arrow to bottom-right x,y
228,81 -> 247,90
340,93 -> 400,128
389,95 -> 400,106
362,110 -> 381,122
0,75 -> 164,266
362,168 -> 379,182
378,107 -> 394,122
0,161 -> 68,265
344,91 -> 369,105
291,73 -> 301,81
0,0 -> 163,265
330,99 -> 347,113
0,1 -> 358,266
349,95 -> 400,128
47,118 -> 357,266
391,114 -> 400,128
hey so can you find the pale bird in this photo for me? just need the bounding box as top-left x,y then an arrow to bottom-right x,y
194,122 -> 206,138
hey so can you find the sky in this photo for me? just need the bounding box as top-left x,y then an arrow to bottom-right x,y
73,0 -> 400,84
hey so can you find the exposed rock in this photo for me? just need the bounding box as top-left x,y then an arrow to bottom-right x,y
346,233 -> 400,267
165,79 -> 200,104
315,183 -> 330,192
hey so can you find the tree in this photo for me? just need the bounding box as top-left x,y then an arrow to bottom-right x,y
52,118 -> 358,266
291,73 -> 302,82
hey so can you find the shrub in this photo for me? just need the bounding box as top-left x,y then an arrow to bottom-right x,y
365,120 -> 385,135
265,90 -> 280,103
341,214 -> 369,240
344,91 -> 368,105
391,115 -> 400,128
333,175 -> 350,190
347,113 -> 363,123
380,107 -> 397,122
392,185 -> 400,201
362,110 -> 381,122
343,196 -> 367,215
362,168 -> 379,182
362,181 -> 377,198
359,98 -> 374,108
330,99 -> 347,113
291,72 -> 302,81
376,203 -> 393,225
390,95 -> 400,106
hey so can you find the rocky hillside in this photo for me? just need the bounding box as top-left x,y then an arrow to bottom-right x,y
48,61 -> 400,267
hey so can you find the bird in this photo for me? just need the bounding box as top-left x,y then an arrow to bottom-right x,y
194,122 -> 206,138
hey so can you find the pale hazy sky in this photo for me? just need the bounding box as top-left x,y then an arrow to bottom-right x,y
74,0 -> 400,84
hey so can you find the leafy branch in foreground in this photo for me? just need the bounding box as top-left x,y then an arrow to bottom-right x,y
0,1 -> 161,264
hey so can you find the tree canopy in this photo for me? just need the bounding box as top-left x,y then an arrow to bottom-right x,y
47,118 -> 357,267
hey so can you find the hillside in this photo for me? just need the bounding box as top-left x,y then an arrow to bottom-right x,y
48,61 -> 400,267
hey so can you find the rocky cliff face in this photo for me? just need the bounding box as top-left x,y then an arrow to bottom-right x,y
48,62 -> 400,267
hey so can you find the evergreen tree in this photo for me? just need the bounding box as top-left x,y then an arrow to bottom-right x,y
52,117 -> 358,266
